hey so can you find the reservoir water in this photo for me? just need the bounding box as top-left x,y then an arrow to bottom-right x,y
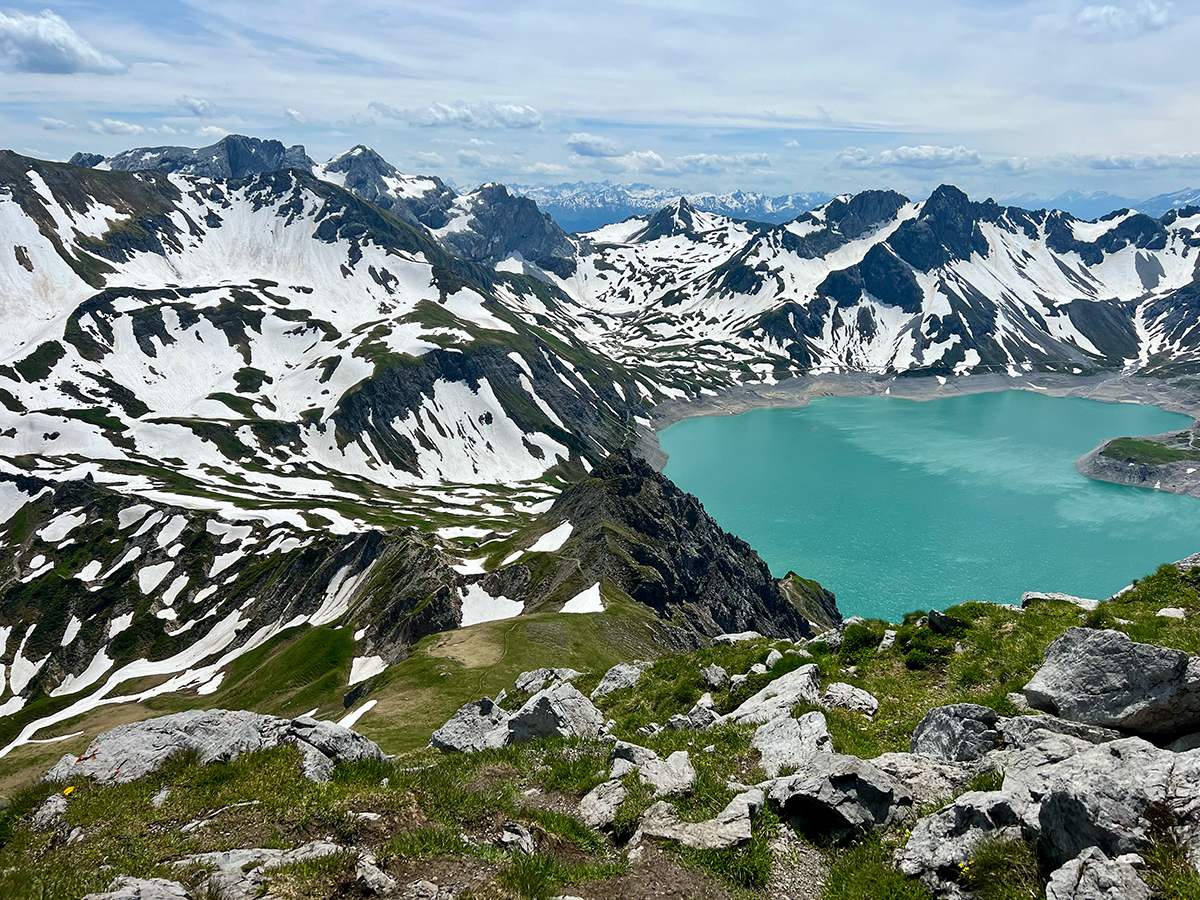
658,391 -> 1200,623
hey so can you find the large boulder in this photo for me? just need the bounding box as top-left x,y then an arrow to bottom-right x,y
752,712 -> 833,778
997,714 -> 1121,751
639,789 -> 765,849
717,664 -> 820,726
768,752 -> 913,840
43,710 -> 385,786
1045,847 -> 1151,900
431,697 -> 511,753
665,693 -> 717,731
485,682 -> 605,747
1023,627 -> 1200,736
591,662 -> 649,699
177,841 -> 344,900
911,704 -> 1002,762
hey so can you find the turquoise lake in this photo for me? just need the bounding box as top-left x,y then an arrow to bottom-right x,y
658,391 -> 1200,623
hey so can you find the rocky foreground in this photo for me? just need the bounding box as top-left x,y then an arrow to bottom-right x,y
3,567 -> 1200,900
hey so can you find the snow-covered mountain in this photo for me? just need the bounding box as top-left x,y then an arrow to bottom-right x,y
1139,187 -> 1200,219
3,136 -> 1200,757
510,181 -> 834,232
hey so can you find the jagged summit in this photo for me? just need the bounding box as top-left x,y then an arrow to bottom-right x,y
78,134 -> 314,180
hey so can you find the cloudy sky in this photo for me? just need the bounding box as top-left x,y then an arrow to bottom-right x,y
2,0 -> 1197,201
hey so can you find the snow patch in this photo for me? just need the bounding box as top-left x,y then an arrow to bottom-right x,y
561,583 -> 604,614
459,584 -> 523,627
348,655 -> 387,686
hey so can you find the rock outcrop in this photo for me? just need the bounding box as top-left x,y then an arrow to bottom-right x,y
752,712 -> 833,778
911,704 -> 1003,762
716,664 -> 821,726
638,789 -> 765,849
43,710 -> 385,785
768,752 -> 913,840
1023,627 -> 1200,736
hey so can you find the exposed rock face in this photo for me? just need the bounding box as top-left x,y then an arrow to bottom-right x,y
665,693 -> 717,731
43,710 -> 385,785
437,183 -> 576,271
1045,847 -> 1151,900
717,664 -> 821,726
768,752 -> 913,840
31,793 -> 68,830
871,752 -> 979,807
177,841 -> 345,900
82,877 -> 192,900
1024,627 -> 1200,736
897,733 -> 1200,896
104,135 -> 314,180
540,451 -> 829,640
911,704 -> 1003,761
753,712 -> 833,778
702,663 -> 730,689
638,788 -> 765,849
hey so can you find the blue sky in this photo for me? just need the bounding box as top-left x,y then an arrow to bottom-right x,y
1,0 -> 1197,200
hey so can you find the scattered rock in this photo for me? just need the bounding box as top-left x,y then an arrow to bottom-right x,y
702,663 -> 729,690
150,788 -> 171,809
769,752 -> 913,840
717,664 -> 820,726
485,682 -> 605,748
515,668 -> 581,693
578,779 -> 627,829
31,793 -> 67,830
752,712 -> 832,778
1021,592 -> 1100,612
927,609 -> 968,634
500,821 -> 535,855
765,649 -> 784,670
178,841 -> 345,900
877,630 -> 897,653
591,662 -> 649,699
1045,847 -> 1150,900
910,704 -> 1002,762
1023,627 -> 1200,736
665,693 -> 717,730
355,856 -> 398,894
611,740 -> 659,767
43,710 -> 384,786
431,697 -> 511,754
820,682 -> 879,717
639,750 -> 696,797
730,674 -> 749,691
812,629 -> 843,651
712,631 -> 763,645
748,663 -> 768,676
1158,607 -> 1186,620
82,877 -> 192,900
639,789 -> 765,849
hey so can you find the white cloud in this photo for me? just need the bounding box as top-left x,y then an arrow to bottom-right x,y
839,145 -> 982,169
565,132 -> 622,157
368,100 -> 542,130
284,107 -> 306,124
411,150 -> 445,165
0,10 -> 122,74
521,162 -> 572,175
39,116 -> 72,130
577,149 -> 770,176
1075,1 -> 1172,39
195,125 -> 229,139
1085,152 -> 1200,170
87,118 -> 145,135
179,95 -> 215,116
784,139 -> 802,147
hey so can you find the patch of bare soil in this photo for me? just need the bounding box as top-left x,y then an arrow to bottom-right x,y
767,827 -> 829,899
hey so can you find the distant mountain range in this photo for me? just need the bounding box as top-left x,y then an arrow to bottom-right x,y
1001,188 -> 1200,221
509,182 -> 834,232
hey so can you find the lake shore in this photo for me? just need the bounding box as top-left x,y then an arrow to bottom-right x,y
638,371 -> 1200,496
